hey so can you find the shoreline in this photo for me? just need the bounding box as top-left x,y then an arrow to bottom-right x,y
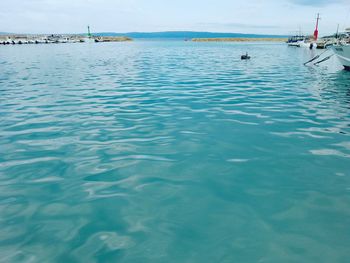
0,35 -> 132,45
191,38 -> 287,42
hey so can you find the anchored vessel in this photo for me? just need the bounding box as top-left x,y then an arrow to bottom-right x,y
287,35 -> 306,47
332,45 -> 350,70
241,52 -> 251,60
288,14 -> 320,49
331,29 -> 350,70
316,37 -> 338,49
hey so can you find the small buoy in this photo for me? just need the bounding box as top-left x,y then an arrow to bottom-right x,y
241,52 -> 251,60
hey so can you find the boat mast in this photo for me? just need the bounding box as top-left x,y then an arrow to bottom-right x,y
336,24 -> 339,39
314,13 -> 320,41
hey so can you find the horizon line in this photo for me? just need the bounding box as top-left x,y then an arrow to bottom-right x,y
0,30 -> 293,36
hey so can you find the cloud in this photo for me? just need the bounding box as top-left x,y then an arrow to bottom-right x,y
0,0 -> 347,34
289,0 -> 345,6
198,22 -> 280,30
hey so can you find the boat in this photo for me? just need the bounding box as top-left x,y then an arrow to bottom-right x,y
330,28 -> 350,70
241,53 -> 251,60
288,14 -> 320,49
298,38 -> 317,49
317,26 -> 340,49
288,36 -> 317,49
316,37 -> 338,49
287,35 -> 306,47
331,44 -> 350,70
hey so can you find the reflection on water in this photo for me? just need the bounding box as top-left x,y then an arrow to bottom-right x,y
0,41 -> 350,263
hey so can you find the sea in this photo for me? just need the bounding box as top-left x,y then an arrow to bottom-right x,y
0,41 -> 350,263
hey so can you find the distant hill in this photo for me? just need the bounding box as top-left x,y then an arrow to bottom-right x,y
0,31 -> 288,39
92,31 -> 287,39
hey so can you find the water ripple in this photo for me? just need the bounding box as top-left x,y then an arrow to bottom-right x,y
1,41 -> 350,262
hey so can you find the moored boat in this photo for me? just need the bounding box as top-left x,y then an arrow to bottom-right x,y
287,35 -> 306,47
331,28 -> 350,70
288,14 -> 320,49
331,44 -> 350,70
316,37 -> 338,49
299,39 -> 318,49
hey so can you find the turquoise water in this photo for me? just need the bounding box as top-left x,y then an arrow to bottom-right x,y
1,41 -> 350,262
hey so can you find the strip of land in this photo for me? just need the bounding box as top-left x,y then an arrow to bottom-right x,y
0,35 -> 132,45
191,38 -> 287,42
95,36 -> 132,42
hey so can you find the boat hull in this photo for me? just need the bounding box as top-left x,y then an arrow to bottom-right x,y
331,45 -> 350,69
299,41 -> 317,49
288,40 -> 317,49
288,42 -> 301,47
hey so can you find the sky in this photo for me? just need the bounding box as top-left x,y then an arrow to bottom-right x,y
0,0 -> 349,35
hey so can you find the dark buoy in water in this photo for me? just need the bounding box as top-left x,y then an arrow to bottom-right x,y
241,52 -> 251,60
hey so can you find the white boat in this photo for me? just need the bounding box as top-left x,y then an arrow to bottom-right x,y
287,35 -> 306,47
288,14 -> 320,49
330,28 -> 350,70
331,44 -> 350,70
299,40 -> 317,49
288,38 -> 317,49
288,41 -> 302,47
316,37 -> 338,49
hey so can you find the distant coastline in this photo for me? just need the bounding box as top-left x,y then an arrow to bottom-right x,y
93,31 -> 288,39
192,37 -> 287,42
0,31 -> 288,45
1,31 -> 288,39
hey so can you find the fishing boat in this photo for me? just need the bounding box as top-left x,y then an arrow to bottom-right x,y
331,28 -> 350,70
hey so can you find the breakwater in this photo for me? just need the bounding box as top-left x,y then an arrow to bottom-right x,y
0,35 -> 132,45
94,36 -> 132,42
